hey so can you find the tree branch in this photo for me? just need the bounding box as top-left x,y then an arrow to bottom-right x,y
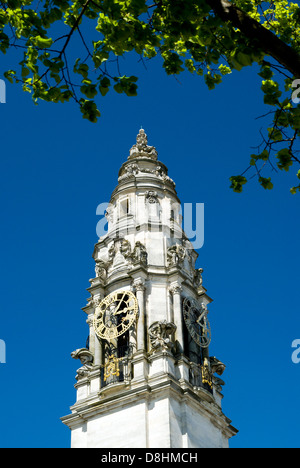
205,0 -> 300,78
59,0 -> 91,59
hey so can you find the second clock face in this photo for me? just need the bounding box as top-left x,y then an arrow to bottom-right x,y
183,297 -> 211,348
93,290 -> 138,341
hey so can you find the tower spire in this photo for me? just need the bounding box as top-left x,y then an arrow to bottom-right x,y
61,130 -> 238,448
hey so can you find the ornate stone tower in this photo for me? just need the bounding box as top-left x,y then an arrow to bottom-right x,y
61,129 -> 237,448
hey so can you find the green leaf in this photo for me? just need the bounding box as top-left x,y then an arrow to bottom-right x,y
219,64 -> 232,76
33,36 -> 54,49
80,99 -> 100,123
99,77 -> 111,96
4,70 -> 16,84
290,182 -> 300,195
259,150 -> 270,161
268,128 -> 283,142
234,51 -> 253,67
259,65 -> 274,80
229,176 -> 247,193
74,60 -> 89,79
259,177 -> 273,190
162,52 -> 184,75
276,148 -> 293,171
81,83 -> 97,99
113,76 -> 138,96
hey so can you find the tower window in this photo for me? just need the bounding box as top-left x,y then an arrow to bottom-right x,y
119,198 -> 130,218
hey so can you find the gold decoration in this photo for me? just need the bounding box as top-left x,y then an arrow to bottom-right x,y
201,364 -> 213,388
93,290 -> 138,341
104,355 -> 120,382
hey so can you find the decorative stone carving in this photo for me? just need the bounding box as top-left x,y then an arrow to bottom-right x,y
210,356 -> 226,376
194,268 -> 203,288
118,160 -> 175,187
95,260 -> 107,283
142,165 -> 175,187
105,204 -> 114,224
132,241 -> 148,266
120,239 -> 132,259
118,163 -> 139,183
87,296 -> 102,308
167,244 -> 185,268
189,362 -> 202,388
209,357 -> 226,392
213,376 -> 225,392
169,283 -> 182,295
108,242 -> 116,263
129,128 -> 158,160
146,191 -> 161,220
133,278 -> 146,292
108,238 -> 132,267
71,348 -> 94,380
194,267 -> 206,295
148,320 -> 177,354
145,191 -> 159,204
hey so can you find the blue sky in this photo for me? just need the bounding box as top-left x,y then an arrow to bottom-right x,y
0,44 -> 299,448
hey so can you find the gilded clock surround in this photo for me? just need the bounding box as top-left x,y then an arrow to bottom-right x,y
93,290 -> 139,341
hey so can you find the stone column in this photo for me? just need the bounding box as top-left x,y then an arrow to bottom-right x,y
86,314 -> 95,356
92,296 -> 104,367
133,278 -> 146,352
169,282 -> 183,353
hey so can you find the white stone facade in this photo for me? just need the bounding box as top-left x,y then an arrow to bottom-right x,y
61,129 -> 237,448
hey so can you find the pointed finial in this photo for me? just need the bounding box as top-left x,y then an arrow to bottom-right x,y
137,128 -> 147,145
128,128 -> 158,161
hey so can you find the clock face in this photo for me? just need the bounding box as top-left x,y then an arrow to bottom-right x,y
93,290 -> 139,341
183,297 -> 211,348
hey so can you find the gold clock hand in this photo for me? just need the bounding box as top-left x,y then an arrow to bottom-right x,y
112,292 -> 127,315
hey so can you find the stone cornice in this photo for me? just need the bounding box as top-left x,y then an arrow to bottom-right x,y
62,373 -> 237,439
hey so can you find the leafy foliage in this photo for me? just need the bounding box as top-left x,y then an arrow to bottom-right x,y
0,0 -> 299,192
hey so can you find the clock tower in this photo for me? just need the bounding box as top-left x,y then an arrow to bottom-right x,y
61,129 -> 237,448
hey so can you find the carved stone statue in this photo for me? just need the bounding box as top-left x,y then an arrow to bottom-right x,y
167,244 -> 185,268
194,268 -> 204,288
108,242 -> 117,263
210,356 -> 226,392
95,260 -> 107,282
118,163 -> 139,183
132,241 -> 148,265
148,320 -> 177,354
120,239 -> 132,259
210,356 -> 226,376
71,348 -> 94,380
